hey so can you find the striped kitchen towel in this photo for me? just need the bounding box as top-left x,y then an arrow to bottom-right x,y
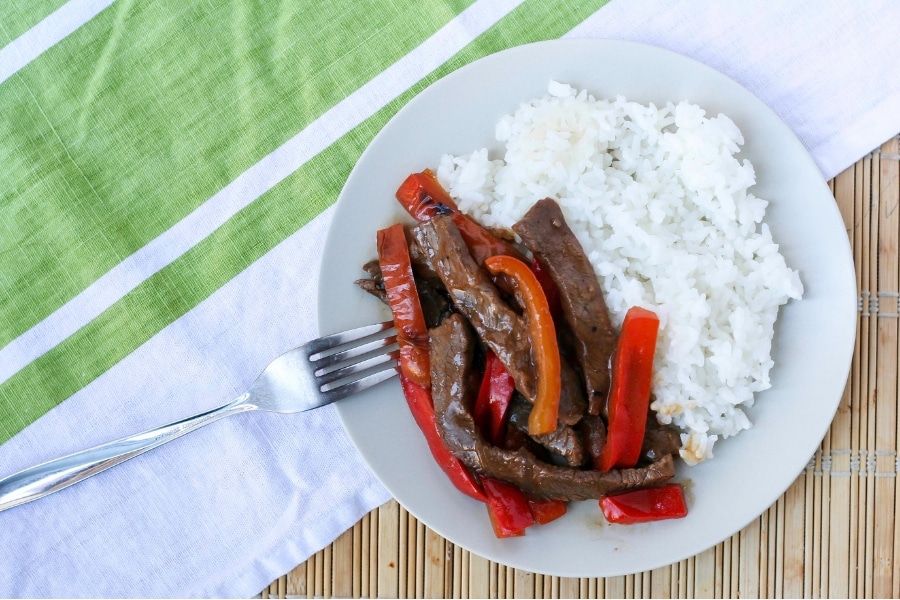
1,0 -> 899,596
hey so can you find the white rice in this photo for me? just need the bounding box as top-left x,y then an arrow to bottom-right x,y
436,81 -> 803,465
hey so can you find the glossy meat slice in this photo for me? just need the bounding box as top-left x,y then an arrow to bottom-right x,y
355,257 -> 451,329
641,414 -> 683,463
557,358 -> 588,425
429,313 -> 675,502
413,215 -> 587,424
507,395 -> 586,467
355,259 -> 388,304
578,414 -> 607,470
413,216 -> 537,401
513,198 -> 617,415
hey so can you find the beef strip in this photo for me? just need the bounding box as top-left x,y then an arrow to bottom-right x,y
355,259 -> 388,303
481,445 -> 674,502
406,233 -> 454,327
407,232 -> 443,285
578,414 -> 607,471
416,281 -> 453,328
361,258 -> 381,280
414,216 -> 588,424
355,278 -> 387,304
414,217 -> 537,401
356,248 -> 452,328
641,413 -> 682,463
507,396 -> 586,467
414,215 -> 588,423
557,359 -> 588,425
430,313 -> 675,502
513,198 -> 618,416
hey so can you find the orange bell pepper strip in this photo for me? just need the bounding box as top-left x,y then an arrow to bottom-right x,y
377,223 -> 430,389
483,254 -> 561,435
395,170 -> 522,265
598,306 -> 660,471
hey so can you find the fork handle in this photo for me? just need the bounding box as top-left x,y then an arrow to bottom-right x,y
0,394 -> 255,513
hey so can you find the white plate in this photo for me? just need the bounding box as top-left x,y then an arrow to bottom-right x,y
318,39 -> 856,577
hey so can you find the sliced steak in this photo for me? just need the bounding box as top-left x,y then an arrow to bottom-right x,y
578,414 -> 607,471
641,415 -> 682,463
356,260 -> 387,303
430,313 -> 675,502
355,277 -> 387,304
407,232 -> 443,285
480,446 -> 674,502
356,256 -> 451,328
406,234 -> 454,327
513,198 -> 618,415
414,217 -> 537,401
558,359 -> 588,425
507,396 -> 586,467
429,313 -> 481,460
360,258 -> 382,280
416,280 -> 453,329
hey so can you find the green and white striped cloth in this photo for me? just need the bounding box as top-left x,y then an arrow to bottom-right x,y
2,0 -> 899,596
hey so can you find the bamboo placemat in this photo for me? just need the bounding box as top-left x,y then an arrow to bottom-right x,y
260,137 -> 900,599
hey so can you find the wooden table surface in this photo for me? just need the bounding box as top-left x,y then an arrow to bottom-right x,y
260,137 -> 900,599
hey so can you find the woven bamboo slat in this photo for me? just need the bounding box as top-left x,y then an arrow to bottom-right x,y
259,137 -> 900,599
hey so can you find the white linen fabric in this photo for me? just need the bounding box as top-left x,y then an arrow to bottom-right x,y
1,1 -> 898,597
567,1 -> 900,180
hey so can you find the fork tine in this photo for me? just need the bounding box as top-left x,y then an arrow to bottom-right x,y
303,320 -> 402,406
317,350 -> 400,386
319,364 -> 400,404
311,334 -> 398,371
305,320 -> 394,355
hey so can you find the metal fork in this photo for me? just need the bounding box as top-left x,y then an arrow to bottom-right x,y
0,321 -> 399,513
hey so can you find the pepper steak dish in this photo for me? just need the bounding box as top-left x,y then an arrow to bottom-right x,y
356,170 -> 687,537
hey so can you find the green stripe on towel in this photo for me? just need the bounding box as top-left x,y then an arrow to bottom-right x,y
0,0 -> 71,46
0,0 -> 608,445
0,0 -> 476,349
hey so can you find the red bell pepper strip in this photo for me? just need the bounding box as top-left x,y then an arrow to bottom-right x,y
482,477 -> 534,538
395,170 -> 521,265
473,350 -> 515,444
598,306 -> 660,472
395,168 -> 461,214
527,497 -> 568,525
599,484 -> 688,524
483,255 -> 561,436
377,223 -> 430,389
399,374 -> 486,503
